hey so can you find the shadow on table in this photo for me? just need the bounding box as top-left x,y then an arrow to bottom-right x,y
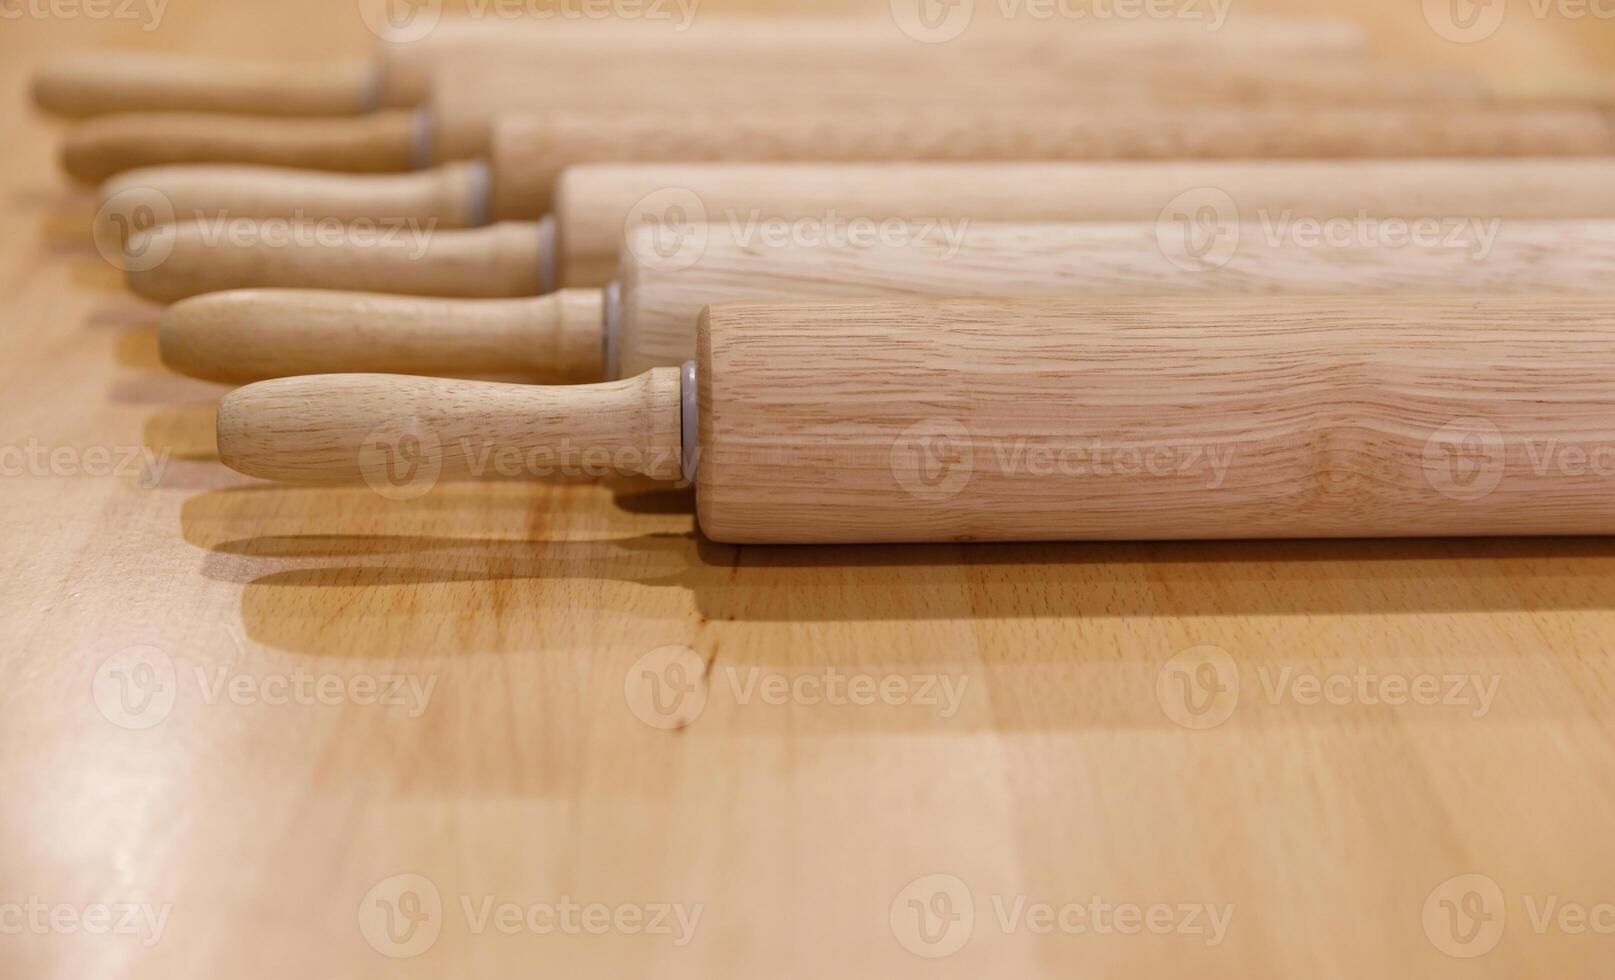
180,480 -> 1615,640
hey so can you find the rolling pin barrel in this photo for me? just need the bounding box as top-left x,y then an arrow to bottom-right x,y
694,297 -> 1615,544
217,296 -> 1615,546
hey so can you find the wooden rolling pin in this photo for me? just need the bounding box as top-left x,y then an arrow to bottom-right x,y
159,221 -> 1615,385
552,158 -> 1615,286
121,158 -> 1615,302
217,295 -> 1615,544
64,45 -> 1500,182
32,15 -> 1371,118
84,103 -> 1615,203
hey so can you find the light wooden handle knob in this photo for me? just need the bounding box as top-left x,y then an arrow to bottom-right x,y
99,161 -> 488,232
32,53 -> 385,118
125,219 -> 551,305
217,371 -> 683,484
62,110 -> 426,184
159,288 -> 604,384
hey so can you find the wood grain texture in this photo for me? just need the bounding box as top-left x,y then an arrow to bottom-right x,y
159,288 -> 604,384
696,296 -> 1615,543
557,158 -> 1615,286
61,109 -> 424,184
616,219 -> 1615,375
218,371 -> 683,483
124,219 -> 547,303
10,3 -> 1615,979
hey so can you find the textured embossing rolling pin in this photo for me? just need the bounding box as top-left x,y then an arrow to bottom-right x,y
122,158 -> 1615,302
216,296 -> 1615,544
158,221 -> 1615,385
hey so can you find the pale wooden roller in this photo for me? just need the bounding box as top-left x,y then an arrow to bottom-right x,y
555,158 -> 1615,286
32,14 -> 1370,118
125,158 -> 1615,302
430,55 -> 1489,137
86,104 -> 1615,211
160,220 -> 1615,385
216,295 -> 1615,545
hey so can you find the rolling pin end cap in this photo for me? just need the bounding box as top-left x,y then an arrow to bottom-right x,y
602,281 -> 622,379
537,214 -> 556,294
410,108 -> 435,170
466,158 -> 491,227
681,360 -> 698,485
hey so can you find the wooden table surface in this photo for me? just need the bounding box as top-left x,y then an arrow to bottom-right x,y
6,1 -> 1615,977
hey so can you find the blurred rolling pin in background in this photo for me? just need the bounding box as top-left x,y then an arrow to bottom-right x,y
32,14 -> 1372,119
118,158 -> 1615,302
58,41 -> 1493,182
159,220 -> 1615,385
216,296 -> 1615,544
87,104 -> 1615,213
